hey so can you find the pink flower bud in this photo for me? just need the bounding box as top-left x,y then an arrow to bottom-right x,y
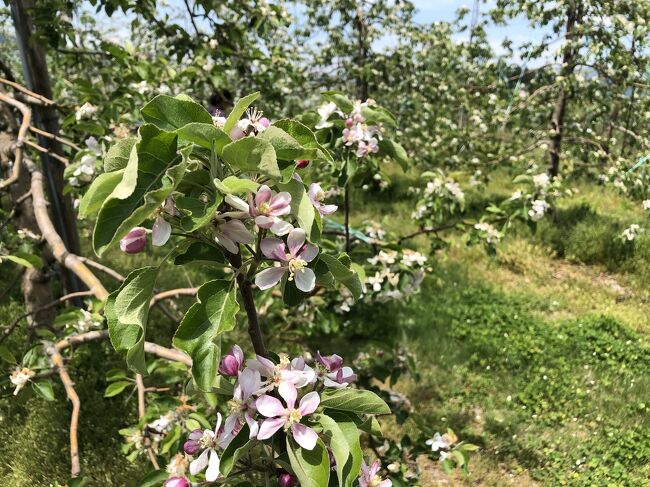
278,472 -> 298,487
219,345 -> 244,377
183,429 -> 203,454
296,159 -> 310,169
317,351 -> 343,372
345,117 -> 354,127
164,477 -> 189,487
353,112 -> 364,123
119,227 -> 147,254
259,117 -> 270,128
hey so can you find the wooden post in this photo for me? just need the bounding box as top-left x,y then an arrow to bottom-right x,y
10,0 -> 83,295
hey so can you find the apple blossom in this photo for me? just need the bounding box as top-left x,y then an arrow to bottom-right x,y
229,107 -> 270,139
621,224 -> 641,241
10,367 -> 35,395
315,101 -> 340,129
359,459 -> 392,487
219,345 -> 245,377
225,185 -> 292,234
152,215 -> 172,246
246,353 -> 315,392
528,199 -> 549,221
316,351 -> 357,388
119,227 -> 147,254
425,432 -> 450,452
185,413 -> 229,481
75,102 -> 97,120
308,183 -> 338,217
255,228 -> 319,292
223,367 -> 263,439
256,381 -> 321,450
213,219 -> 255,254
356,138 -> 379,157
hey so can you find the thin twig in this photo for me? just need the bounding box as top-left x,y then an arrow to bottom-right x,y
0,291 -> 94,344
397,222 -> 464,244
0,189 -> 32,232
0,77 -> 56,106
0,92 -> 31,190
150,287 -> 198,306
76,256 -> 125,282
136,374 -> 161,469
24,139 -> 69,166
29,125 -> 81,151
45,344 -> 81,477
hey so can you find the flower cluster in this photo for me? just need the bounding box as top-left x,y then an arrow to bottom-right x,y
10,367 -> 35,395
316,99 -> 383,158
179,346 -> 358,482
621,223 -> 642,241
364,249 -> 428,302
473,222 -> 501,244
68,137 -> 101,187
410,171 -> 465,225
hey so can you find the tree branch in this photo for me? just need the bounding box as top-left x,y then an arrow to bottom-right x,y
0,91 -> 31,190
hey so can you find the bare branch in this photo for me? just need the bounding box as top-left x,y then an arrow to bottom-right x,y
0,92 -> 31,190
24,138 -> 69,166
0,77 -> 56,106
150,287 -> 198,306
29,125 -> 81,151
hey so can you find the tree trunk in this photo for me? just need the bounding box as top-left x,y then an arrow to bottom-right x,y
354,0 -> 369,101
10,0 -> 83,296
547,1 -> 581,177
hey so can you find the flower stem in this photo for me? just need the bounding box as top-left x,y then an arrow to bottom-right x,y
344,184 -> 351,253
227,251 -> 267,357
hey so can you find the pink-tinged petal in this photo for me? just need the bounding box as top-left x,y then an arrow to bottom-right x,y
225,194 -> 250,213
190,449 -> 209,475
188,428 -> 204,441
278,381 -> 297,410
205,449 -> 221,482
223,414 -> 239,437
245,411 -> 259,438
232,345 -> 244,364
319,204 -> 338,216
299,243 -> 319,262
298,391 -> 320,415
255,185 -> 273,206
215,233 -> 238,254
219,354 -> 241,376
378,481 -> 392,487
287,228 -> 306,257
282,368 -> 315,388
120,227 -> 147,254
291,423 -> 318,450
222,219 -> 254,244
257,417 -> 286,440
246,355 -> 276,376
255,215 -> 276,229
239,368 -> 262,400
261,238 -> 287,261
152,216 -> 171,246
230,126 -> 246,140
307,183 -> 322,204
270,219 -> 293,236
294,267 -> 316,292
214,412 -> 223,433
370,460 -> 380,477
256,394 -> 286,417
291,357 -> 306,370
269,192 -> 291,215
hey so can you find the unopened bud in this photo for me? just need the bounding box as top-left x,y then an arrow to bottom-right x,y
296,159 -> 310,169
278,472 -> 298,487
164,477 -> 189,487
120,227 -> 147,254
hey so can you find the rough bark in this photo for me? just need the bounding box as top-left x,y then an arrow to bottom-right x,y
548,1 -> 582,177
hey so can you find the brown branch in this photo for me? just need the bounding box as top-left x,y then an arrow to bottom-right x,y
54,330 -> 192,366
0,77 -> 55,106
29,125 -> 81,151
0,290 -> 94,344
397,222 -> 465,244
45,344 -> 81,477
0,92 -> 31,190
136,374 -> 161,469
24,139 -> 69,166
76,256 -> 125,282
150,287 -> 198,306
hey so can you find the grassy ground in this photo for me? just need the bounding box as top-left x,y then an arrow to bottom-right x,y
3,174 -> 650,485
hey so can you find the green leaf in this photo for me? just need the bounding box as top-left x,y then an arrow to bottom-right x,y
174,241 -> 225,266
141,94 -> 212,131
0,345 -> 17,364
103,137 -> 136,172
286,437 -> 330,487
221,137 -> 280,179
31,380 -> 55,401
257,126 -> 319,161
2,253 -> 43,268
358,416 -> 383,437
278,178 -> 315,238
327,412 -> 363,487
213,175 -> 260,195
360,106 -> 397,127
93,125 -> 184,255
107,266 -> 159,375
223,92 -> 260,135
138,470 -> 168,487
320,388 -> 390,415
176,122 -> 230,154
378,139 -> 409,171
173,280 -> 239,390
318,414 -> 351,486
177,194 -> 223,232
318,253 -> 362,300
78,170 -> 123,218
104,380 -> 132,397
159,425 -> 180,454
273,119 -> 333,162
220,424 -> 254,476
321,91 -> 353,114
